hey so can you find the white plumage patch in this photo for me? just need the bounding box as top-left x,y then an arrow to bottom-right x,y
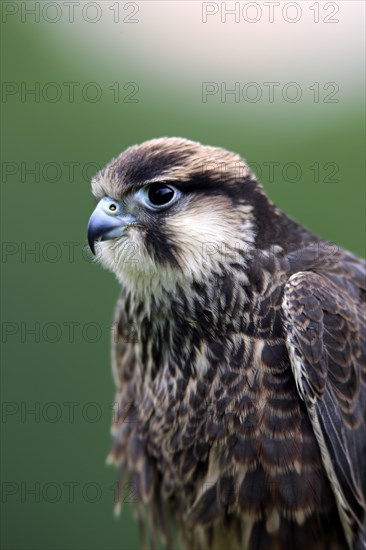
165,196 -> 255,279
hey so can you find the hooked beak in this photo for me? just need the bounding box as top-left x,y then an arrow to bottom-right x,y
87,197 -> 137,255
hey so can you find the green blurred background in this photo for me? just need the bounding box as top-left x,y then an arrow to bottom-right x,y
1,2 -> 365,549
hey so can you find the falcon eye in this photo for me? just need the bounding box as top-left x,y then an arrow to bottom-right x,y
147,184 -> 175,208
136,183 -> 181,211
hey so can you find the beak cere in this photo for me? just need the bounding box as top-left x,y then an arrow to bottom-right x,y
87,198 -> 136,255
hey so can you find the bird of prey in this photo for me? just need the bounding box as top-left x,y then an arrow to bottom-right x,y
87,138 -> 366,550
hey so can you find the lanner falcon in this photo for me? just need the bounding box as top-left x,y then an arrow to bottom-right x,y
87,138 -> 366,550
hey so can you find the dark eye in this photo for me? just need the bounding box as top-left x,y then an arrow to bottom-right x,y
147,184 -> 175,207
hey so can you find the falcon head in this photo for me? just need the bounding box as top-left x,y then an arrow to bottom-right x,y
87,138 -> 277,293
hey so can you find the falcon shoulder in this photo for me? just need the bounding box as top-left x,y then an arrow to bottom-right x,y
282,258 -> 366,549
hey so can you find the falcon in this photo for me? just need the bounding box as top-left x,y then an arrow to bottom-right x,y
87,138 -> 366,550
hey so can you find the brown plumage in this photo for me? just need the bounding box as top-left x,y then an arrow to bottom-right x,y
87,138 -> 366,550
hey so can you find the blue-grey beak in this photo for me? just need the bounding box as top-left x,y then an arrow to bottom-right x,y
87,197 -> 136,255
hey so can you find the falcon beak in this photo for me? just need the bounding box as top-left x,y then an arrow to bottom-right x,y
87,197 -> 137,255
